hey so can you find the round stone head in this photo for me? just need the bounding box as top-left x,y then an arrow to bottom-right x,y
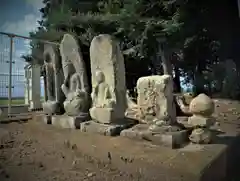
95,70 -> 105,84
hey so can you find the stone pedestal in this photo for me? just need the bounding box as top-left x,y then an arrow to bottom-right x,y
90,107 -> 121,124
43,115 -> 52,124
121,124 -> 188,148
43,113 -> 90,129
81,119 -> 136,136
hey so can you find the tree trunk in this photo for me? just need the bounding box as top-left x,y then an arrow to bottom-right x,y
159,43 -> 172,76
173,66 -> 181,93
152,54 -> 162,75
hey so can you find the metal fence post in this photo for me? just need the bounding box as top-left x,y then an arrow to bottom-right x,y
8,35 -> 14,116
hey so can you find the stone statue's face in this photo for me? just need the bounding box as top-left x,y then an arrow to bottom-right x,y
96,71 -> 105,83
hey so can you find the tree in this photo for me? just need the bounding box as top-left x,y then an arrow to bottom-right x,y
24,0 -> 240,98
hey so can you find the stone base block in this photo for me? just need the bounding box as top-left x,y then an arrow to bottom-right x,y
43,115 -> 52,124
121,124 -> 188,148
43,113 -> 90,129
90,107 -> 123,124
80,119 -> 135,136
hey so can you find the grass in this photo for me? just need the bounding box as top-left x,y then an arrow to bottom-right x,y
0,98 -> 25,106
0,97 -> 45,106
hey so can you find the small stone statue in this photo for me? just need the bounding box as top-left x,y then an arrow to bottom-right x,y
91,71 -> 116,109
188,93 -> 215,144
90,71 -> 118,123
42,47 -> 65,116
61,72 -> 89,116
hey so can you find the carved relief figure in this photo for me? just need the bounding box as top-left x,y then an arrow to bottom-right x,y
59,34 -> 90,117
89,34 -> 127,124
42,45 -> 65,115
91,70 -> 116,108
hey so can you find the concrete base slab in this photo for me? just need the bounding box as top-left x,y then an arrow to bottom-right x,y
80,119 -> 136,136
121,124 -> 188,148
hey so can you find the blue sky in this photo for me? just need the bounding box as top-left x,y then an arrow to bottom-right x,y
0,0 -> 44,98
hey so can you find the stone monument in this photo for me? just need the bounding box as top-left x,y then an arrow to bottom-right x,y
81,34 -> 134,136
188,93 -> 215,144
121,75 -> 188,148
24,64 -> 42,111
50,33 -> 91,129
42,44 -> 65,118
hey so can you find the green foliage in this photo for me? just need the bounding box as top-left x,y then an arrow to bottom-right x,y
23,0 -> 240,98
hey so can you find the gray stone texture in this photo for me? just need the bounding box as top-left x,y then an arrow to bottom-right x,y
43,44 -> 65,115
136,75 -> 176,124
51,113 -> 90,129
89,34 -> 127,124
59,34 -> 90,116
81,120 -> 135,136
188,94 -> 216,144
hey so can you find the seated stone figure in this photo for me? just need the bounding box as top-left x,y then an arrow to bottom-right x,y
61,72 -> 89,116
90,71 -> 117,124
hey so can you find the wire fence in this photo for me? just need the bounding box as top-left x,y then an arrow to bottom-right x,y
0,32 -> 57,116
0,31 -> 152,117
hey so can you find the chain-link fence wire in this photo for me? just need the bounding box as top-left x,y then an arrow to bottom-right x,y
0,33 -> 11,106
0,32 -> 56,115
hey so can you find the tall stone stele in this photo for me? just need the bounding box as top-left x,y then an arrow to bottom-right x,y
121,75 -> 187,148
137,75 -> 182,131
188,93 -> 215,144
42,44 -> 65,115
89,34 -> 127,124
59,34 -> 90,118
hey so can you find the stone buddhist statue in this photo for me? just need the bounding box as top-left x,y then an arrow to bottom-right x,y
59,34 -> 90,117
61,72 -> 89,116
89,34 -> 127,124
42,44 -> 65,115
90,70 -> 117,123
91,70 -> 116,108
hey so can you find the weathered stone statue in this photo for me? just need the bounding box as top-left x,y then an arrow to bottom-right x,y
59,34 -> 90,117
137,75 -> 182,131
121,75 -> 187,148
89,34 -> 127,124
91,70 -> 116,109
61,72 -> 89,116
42,44 -> 65,115
188,93 -> 215,144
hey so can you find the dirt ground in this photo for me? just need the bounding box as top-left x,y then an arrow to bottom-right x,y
0,98 -> 240,181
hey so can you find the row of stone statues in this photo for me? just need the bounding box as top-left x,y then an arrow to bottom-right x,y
43,34 -> 126,124
42,33 -> 216,148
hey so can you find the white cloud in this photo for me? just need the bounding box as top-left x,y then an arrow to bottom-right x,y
1,14 -> 41,36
